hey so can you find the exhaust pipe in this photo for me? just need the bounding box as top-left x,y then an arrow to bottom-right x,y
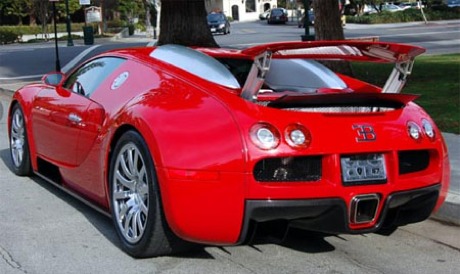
350,194 -> 380,224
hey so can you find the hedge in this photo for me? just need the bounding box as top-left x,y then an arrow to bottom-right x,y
346,7 -> 460,24
0,29 -> 19,44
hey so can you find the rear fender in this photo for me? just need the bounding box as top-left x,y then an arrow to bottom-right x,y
108,86 -> 247,243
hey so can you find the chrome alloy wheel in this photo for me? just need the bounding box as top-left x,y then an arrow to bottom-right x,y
112,143 -> 150,244
10,108 -> 26,168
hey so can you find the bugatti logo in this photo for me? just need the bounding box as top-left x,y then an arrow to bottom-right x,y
353,125 -> 376,142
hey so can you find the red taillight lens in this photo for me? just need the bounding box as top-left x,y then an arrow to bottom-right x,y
285,124 -> 312,149
250,123 -> 280,150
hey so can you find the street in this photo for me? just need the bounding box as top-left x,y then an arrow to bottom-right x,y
1,20 -> 459,274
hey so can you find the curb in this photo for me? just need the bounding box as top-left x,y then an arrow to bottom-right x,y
432,192 -> 460,225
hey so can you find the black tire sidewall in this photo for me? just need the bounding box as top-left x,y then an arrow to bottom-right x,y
9,104 -> 31,176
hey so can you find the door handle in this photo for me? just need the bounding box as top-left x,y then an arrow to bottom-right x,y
68,113 -> 82,124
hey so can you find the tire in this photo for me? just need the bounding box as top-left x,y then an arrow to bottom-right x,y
109,130 -> 192,257
9,104 -> 32,176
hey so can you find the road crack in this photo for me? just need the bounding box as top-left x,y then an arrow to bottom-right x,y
0,244 -> 27,273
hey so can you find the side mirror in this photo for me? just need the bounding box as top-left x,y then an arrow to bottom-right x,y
42,72 -> 65,86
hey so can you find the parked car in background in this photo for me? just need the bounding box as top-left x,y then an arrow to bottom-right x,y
267,8 -> 288,24
447,0 -> 460,7
207,12 -> 230,35
298,10 -> 315,28
399,1 -> 424,9
382,3 -> 406,12
365,3 -> 404,14
259,9 -> 271,20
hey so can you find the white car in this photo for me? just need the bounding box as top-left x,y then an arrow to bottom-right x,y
364,3 -> 404,14
399,1 -> 424,10
382,3 -> 405,12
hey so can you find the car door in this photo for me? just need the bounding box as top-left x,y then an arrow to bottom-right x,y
32,85 -> 96,166
32,57 -> 125,167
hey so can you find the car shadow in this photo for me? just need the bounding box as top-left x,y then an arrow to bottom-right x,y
0,147 -> 337,259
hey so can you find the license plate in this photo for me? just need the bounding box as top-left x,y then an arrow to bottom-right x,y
341,154 -> 387,185
211,28 -> 216,32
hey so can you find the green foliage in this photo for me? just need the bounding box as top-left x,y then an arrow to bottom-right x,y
54,0 -> 82,20
0,29 -> 19,44
118,0 -> 145,22
0,23 -> 85,37
0,0 -> 28,19
347,7 -> 460,24
0,25 -> 41,36
105,19 -> 123,33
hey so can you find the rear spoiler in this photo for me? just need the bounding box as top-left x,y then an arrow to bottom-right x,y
239,41 -> 425,101
241,41 -> 425,63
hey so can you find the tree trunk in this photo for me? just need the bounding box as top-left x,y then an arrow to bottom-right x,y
313,0 -> 353,76
158,0 -> 218,47
313,0 -> 344,40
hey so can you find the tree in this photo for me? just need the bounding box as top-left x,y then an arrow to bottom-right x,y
158,0 -> 218,47
312,0 -> 353,75
34,0 -> 50,39
313,0 -> 344,41
0,0 -> 28,25
118,0 -> 144,23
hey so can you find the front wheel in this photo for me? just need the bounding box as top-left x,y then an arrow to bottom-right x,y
9,104 -> 32,176
109,130 -> 192,257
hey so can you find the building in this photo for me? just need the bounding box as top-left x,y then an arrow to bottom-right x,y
205,0 -> 278,21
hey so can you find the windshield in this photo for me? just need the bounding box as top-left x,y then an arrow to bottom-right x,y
271,9 -> 284,16
207,13 -> 224,21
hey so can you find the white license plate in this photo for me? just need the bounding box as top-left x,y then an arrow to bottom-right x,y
341,154 -> 387,185
211,28 -> 216,32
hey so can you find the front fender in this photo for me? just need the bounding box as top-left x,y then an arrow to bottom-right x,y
9,84 -> 45,172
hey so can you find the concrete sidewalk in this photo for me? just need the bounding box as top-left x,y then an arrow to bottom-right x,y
1,80 -> 458,226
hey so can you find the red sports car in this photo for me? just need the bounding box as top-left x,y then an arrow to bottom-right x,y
8,41 -> 450,257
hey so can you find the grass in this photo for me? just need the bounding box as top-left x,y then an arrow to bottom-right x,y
352,54 -> 460,134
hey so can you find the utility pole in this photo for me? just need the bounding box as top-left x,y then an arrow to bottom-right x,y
65,0 -> 74,46
301,0 -> 315,41
50,0 -> 61,71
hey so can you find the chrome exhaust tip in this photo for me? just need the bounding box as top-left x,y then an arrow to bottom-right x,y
350,194 -> 380,224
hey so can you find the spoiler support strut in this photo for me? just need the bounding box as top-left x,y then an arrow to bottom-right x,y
382,58 -> 415,93
241,51 -> 272,101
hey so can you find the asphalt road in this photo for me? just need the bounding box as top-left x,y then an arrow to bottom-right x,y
1,82 -> 460,274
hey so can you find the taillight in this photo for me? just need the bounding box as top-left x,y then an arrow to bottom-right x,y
421,119 -> 436,141
250,123 -> 280,150
285,124 -> 312,149
407,121 -> 421,141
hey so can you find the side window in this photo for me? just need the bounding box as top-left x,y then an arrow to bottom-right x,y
64,57 -> 125,97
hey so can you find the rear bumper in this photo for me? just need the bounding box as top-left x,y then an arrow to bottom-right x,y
237,184 -> 440,243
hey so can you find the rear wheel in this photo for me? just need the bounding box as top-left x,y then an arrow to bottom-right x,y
109,130 -> 191,257
9,104 -> 32,176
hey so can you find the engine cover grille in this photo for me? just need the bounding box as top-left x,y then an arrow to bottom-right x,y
254,156 -> 322,182
399,150 -> 430,175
